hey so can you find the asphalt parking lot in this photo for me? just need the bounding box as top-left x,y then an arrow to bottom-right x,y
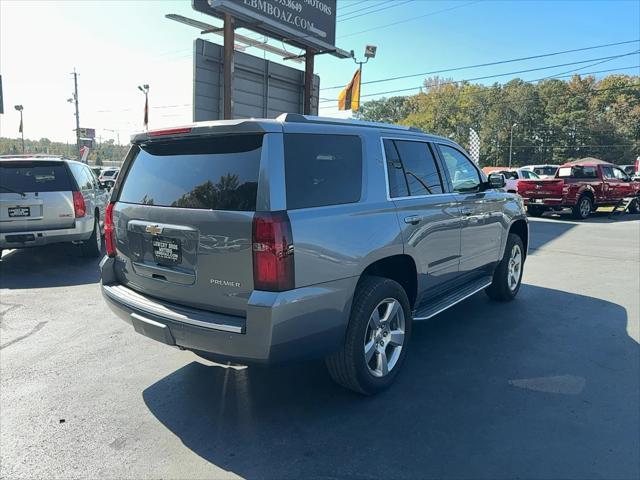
1,213 -> 639,480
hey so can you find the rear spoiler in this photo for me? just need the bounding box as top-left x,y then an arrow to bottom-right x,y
131,119 -> 281,144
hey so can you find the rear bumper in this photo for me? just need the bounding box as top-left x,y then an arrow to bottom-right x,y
0,216 -> 94,249
522,197 -> 565,207
100,257 -> 356,364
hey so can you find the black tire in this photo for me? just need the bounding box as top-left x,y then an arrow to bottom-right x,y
527,205 -> 545,217
572,194 -> 593,220
628,198 -> 639,214
325,276 -> 412,395
485,233 -> 524,302
80,215 -> 102,258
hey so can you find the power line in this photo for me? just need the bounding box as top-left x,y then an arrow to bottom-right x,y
318,66 -> 640,110
337,0 -> 372,14
338,0 -> 393,20
534,53 -> 637,81
94,103 -> 190,114
322,39 -> 640,90
319,52 -> 640,103
338,0 -> 482,40
497,144 -> 638,149
338,0 -> 413,23
528,65 -> 639,83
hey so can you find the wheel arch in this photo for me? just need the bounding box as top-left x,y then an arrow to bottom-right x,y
359,254 -> 418,308
508,219 -> 529,258
578,186 -> 595,202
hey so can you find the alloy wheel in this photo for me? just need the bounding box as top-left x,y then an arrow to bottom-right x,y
364,298 -> 405,378
580,198 -> 591,217
95,220 -> 101,252
507,244 -> 522,291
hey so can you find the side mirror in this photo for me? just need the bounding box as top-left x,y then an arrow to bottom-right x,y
99,181 -> 108,190
487,173 -> 506,189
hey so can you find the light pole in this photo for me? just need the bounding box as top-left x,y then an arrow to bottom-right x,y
509,122 -> 518,168
350,45 -> 377,109
14,105 -> 24,153
138,84 -> 149,130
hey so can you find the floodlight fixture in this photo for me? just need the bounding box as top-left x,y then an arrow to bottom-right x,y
364,45 -> 377,59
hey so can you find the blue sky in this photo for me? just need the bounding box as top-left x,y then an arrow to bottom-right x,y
1,0 -> 638,143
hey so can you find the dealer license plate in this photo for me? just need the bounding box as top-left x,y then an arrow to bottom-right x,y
8,207 -> 31,217
152,236 -> 182,265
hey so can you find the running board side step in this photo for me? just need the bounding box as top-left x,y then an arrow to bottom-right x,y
412,276 -> 493,320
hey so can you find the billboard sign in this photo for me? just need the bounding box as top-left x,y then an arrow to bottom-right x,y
193,38 -> 319,121
78,127 -> 96,139
193,0 -> 346,55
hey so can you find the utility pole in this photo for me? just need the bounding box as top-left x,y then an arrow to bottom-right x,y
223,13 -> 234,119
68,69 -> 81,159
14,105 -> 24,153
509,123 -> 518,168
137,84 -> 150,129
304,47 -> 315,115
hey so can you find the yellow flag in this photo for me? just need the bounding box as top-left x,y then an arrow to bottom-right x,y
338,68 -> 362,112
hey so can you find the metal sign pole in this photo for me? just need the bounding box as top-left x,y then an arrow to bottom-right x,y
223,13 -> 234,119
304,48 -> 315,115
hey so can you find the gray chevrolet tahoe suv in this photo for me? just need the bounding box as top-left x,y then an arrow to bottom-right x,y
0,156 -> 108,257
101,114 -> 528,394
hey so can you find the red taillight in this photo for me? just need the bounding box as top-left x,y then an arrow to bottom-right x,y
148,127 -> 192,137
252,211 -> 295,292
72,191 -> 86,218
105,202 -> 116,258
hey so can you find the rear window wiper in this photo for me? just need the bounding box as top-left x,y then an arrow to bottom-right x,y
0,185 -> 27,197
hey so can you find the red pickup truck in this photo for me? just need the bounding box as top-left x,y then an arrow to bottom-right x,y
517,160 -> 640,219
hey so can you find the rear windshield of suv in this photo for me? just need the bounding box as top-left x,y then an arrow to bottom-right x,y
118,135 -> 262,211
0,161 -> 74,193
284,134 -> 362,209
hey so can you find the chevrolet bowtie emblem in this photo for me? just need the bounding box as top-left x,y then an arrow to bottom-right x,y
145,225 -> 163,235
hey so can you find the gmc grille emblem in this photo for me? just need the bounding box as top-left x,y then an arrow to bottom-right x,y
145,225 -> 163,235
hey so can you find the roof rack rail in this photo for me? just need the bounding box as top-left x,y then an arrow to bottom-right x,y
0,154 -> 65,159
276,113 -> 424,133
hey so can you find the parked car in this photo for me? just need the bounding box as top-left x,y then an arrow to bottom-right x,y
620,164 -> 640,180
491,168 -> 541,193
99,167 -> 120,187
518,160 -> 640,219
521,164 -> 559,179
0,156 -> 109,257
100,114 -> 529,395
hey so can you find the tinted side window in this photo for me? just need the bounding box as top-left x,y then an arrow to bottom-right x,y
393,141 -> 443,195
118,135 -> 262,211
69,163 -> 92,190
284,134 -> 362,209
383,139 -> 409,198
83,166 -> 97,188
439,145 -> 481,192
601,166 -> 615,179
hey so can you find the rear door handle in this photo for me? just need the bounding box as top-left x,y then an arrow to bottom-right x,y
404,215 -> 421,225
461,207 -> 473,216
